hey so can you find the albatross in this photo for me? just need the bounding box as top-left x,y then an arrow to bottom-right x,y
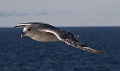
14,22 -> 106,54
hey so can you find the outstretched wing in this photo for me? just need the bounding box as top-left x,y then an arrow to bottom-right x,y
15,22 -> 106,54
38,28 -> 106,54
62,38 -> 106,54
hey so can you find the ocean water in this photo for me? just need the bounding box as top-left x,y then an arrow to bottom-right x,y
0,27 -> 120,71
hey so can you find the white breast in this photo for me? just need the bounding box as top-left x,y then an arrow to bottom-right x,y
30,32 -> 59,42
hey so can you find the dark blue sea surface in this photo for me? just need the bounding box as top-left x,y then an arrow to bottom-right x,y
0,27 -> 120,71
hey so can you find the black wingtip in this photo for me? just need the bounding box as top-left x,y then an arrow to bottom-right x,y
97,51 -> 107,54
14,26 -> 18,28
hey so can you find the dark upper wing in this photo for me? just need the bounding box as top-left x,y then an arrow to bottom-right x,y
40,29 -> 106,54
35,23 -> 106,54
62,38 -> 106,54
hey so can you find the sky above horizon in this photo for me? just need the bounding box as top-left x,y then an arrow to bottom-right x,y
0,0 -> 120,27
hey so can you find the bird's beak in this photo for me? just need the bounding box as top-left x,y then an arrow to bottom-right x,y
21,32 -> 26,37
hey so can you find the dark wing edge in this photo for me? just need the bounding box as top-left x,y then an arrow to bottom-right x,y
39,28 -> 106,54
62,38 -> 106,54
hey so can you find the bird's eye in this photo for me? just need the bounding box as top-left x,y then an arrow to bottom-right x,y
27,28 -> 31,31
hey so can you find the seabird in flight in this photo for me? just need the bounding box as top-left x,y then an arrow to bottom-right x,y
14,22 -> 106,54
